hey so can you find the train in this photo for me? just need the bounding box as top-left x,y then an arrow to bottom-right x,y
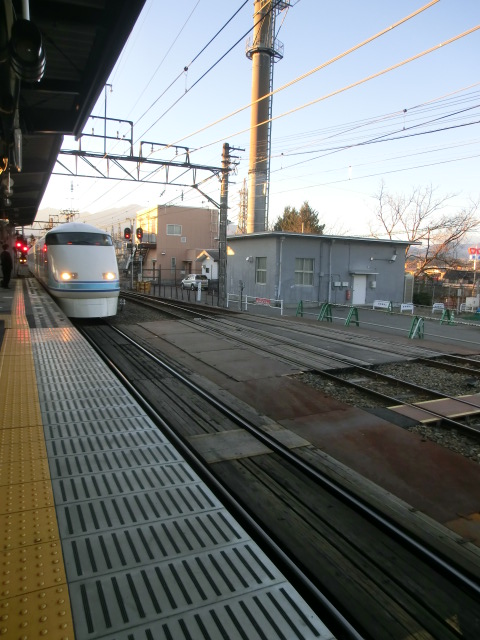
27,222 -> 120,318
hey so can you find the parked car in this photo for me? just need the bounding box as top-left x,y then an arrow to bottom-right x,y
181,274 -> 209,290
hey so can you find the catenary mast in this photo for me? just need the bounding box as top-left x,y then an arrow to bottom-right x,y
246,0 -> 289,233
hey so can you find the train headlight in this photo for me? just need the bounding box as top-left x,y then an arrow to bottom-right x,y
103,272 -> 116,280
60,272 -> 78,281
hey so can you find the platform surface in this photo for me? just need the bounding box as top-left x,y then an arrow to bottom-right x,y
0,277 -> 334,639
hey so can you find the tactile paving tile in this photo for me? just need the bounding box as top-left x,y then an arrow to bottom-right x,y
0,481 -> 55,515
0,540 -> 66,600
42,415 -> 159,440
0,584 -> 74,639
0,457 -> 51,486
60,509 -> 248,580
0,508 -> 59,550
0,425 -> 44,447
0,438 -> 47,465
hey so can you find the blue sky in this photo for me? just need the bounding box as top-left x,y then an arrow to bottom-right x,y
40,0 -> 480,237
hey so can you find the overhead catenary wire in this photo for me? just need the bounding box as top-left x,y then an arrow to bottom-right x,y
79,1 -> 250,209
79,7 -> 478,215
134,0 -> 249,130
165,0 -> 441,150
272,152 -> 480,197
269,85 -> 480,156
129,0 -> 203,121
265,104 -> 480,171
137,0 -> 289,142
86,2 -> 445,209
189,24 -> 480,155
76,85 -> 480,214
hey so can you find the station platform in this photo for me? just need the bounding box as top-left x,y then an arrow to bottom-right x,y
0,277 -> 334,640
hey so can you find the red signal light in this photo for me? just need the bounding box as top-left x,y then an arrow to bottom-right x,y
124,227 -> 131,240
136,227 -> 143,240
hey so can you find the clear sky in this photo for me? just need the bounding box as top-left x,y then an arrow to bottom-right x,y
39,0 -> 480,237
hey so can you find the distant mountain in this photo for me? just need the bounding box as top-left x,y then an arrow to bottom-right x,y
75,205 -> 142,231
35,204 -> 142,232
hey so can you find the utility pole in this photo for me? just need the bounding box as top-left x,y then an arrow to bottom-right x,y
219,144 -> 229,308
219,143 -> 242,307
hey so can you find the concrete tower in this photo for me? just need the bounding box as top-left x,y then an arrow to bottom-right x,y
246,0 -> 289,233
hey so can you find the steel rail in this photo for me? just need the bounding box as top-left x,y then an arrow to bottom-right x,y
185,313 -> 480,437
119,294 -> 480,435
77,323 -> 363,640
101,323 -> 480,598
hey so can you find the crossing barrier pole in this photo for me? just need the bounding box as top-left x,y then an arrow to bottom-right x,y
317,302 -> 333,322
345,307 -> 359,326
409,316 -> 424,339
440,309 -> 455,325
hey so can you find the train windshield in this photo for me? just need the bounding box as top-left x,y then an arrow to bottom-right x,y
46,232 -> 113,246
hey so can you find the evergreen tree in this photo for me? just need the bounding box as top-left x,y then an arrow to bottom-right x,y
272,201 -> 325,234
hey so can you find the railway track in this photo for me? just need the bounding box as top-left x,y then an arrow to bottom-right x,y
77,319 -> 480,640
118,293 -> 480,440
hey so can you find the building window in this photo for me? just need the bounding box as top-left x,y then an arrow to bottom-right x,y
255,257 -> 267,284
181,237 -> 187,243
171,257 -> 176,268
167,224 -> 182,235
295,258 -> 314,285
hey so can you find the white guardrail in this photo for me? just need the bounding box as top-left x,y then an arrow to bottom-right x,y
227,293 -> 283,315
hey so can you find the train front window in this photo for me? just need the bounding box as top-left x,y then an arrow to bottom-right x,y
46,233 -> 113,246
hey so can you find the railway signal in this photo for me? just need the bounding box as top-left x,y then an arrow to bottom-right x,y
136,227 -> 143,241
124,227 -> 131,240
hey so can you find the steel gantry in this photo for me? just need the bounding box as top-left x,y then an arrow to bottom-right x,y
54,120 -> 240,306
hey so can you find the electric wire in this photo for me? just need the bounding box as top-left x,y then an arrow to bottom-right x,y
93,2 -> 444,209
166,0 -> 441,150
270,86 -> 480,155
78,2 -> 249,210
266,106 -> 480,172
129,0 -> 203,120
70,7 -> 477,216
190,24 -> 480,155
65,2 -> 443,208
272,152 -> 480,197
134,1 -> 250,129
137,0 -> 286,142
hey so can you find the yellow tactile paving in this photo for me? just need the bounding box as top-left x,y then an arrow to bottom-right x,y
0,458 -> 52,486
0,281 -> 75,638
0,425 -> 45,449
0,542 -> 67,598
0,481 -> 55,516
0,438 -> 48,465
0,585 -> 74,639
0,508 -> 60,550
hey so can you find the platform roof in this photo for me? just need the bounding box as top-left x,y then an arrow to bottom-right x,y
0,0 -> 146,227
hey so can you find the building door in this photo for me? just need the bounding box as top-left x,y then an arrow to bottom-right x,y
352,275 -> 367,305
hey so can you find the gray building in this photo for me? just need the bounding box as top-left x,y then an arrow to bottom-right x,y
226,232 -> 413,307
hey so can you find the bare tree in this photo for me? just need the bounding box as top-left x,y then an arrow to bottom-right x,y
369,182 -> 479,276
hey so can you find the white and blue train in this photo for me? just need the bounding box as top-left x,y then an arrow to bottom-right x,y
28,222 -> 119,318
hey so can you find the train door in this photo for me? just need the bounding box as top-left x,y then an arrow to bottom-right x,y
352,274 -> 367,305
